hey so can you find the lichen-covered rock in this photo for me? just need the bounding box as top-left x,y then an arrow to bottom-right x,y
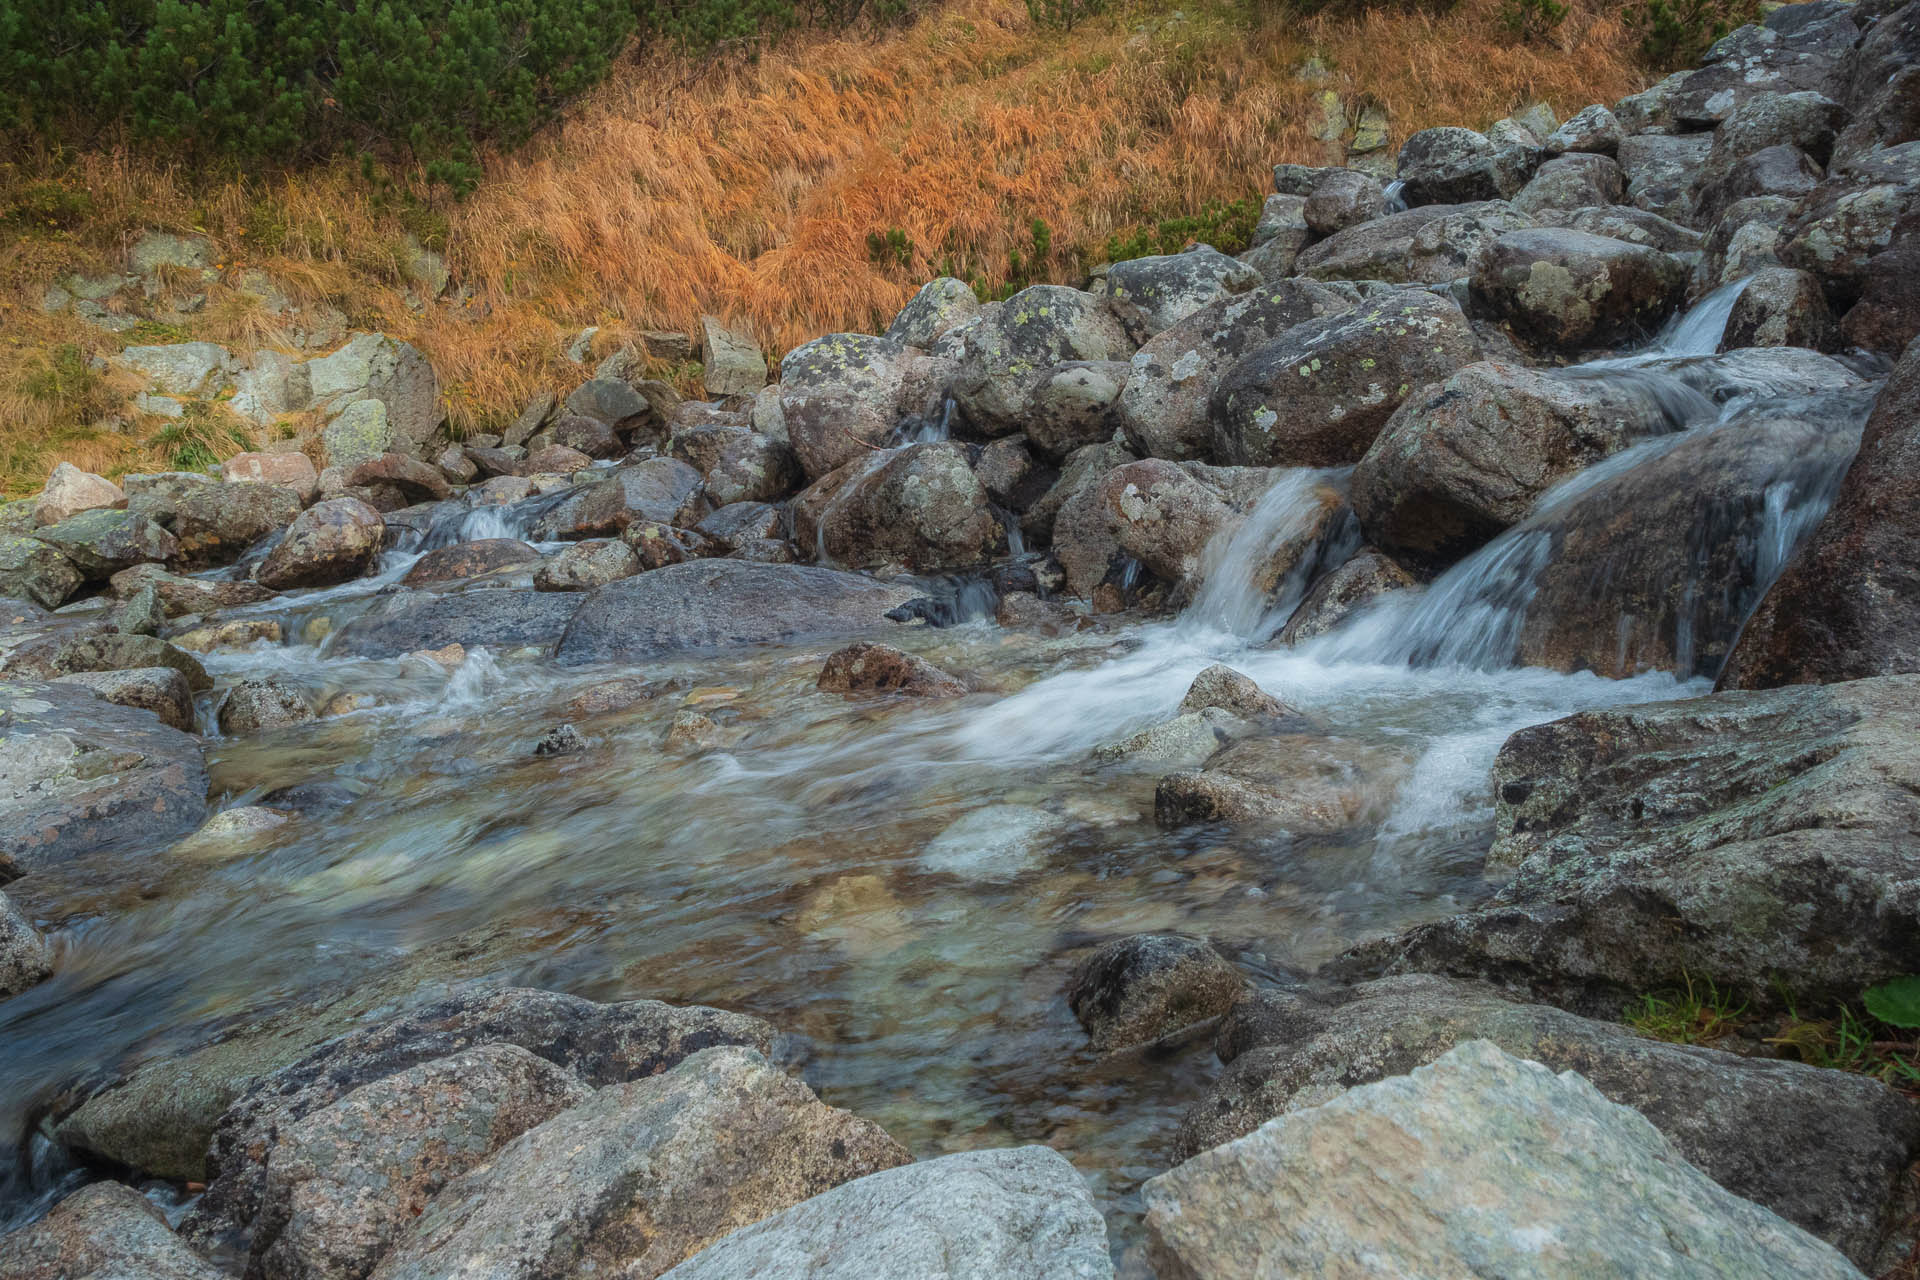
306,334 -> 441,454
1145,1040 -> 1865,1280
0,888 -> 53,998
0,680 -> 208,871
1117,279 -> 1350,462
884,277 -> 981,349
1211,291 -> 1480,466
365,1046 -> 908,1280
31,508 -> 178,580
531,459 -> 705,541
1103,247 -> 1260,337
1295,202 -> 1536,285
256,498 -> 384,591
0,1181 -> 223,1280
33,462 -> 125,528
1351,360 -> 1704,569
172,482 -> 304,566
817,641 -> 966,698
1695,91 -> 1845,197
700,316 -> 768,397
1024,360 -> 1128,461
1183,973 -> 1920,1267
1303,169 -> 1385,236
1396,127 -> 1538,204
703,432 -> 800,507
1617,132 -> 1715,221
1095,459 -> 1236,586
777,334 -> 918,479
400,539 -> 540,587
0,534 -> 81,607
320,400 -> 395,471
1544,103 -> 1624,156
1720,265 -> 1836,348
1239,196 -> 1312,279
623,520 -> 724,571
52,666 -> 194,731
794,443 -> 999,574
1347,675 -> 1920,1017
1066,934 -> 1244,1051
218,678 -> 316,736
1177,664 -> 1290,719
1541,204 -> 1705,254
1694,144 -> 1824,225
1720,335 -> 1920,686
1780,167 -> 1920,305
656,1148 -> 1113,1280
950,286 -> 1135,436
1840,228 -> 1920,353
249,1044 -> 594,1280
1512,153 -> 1626,215
532,539 -> 641,592
1471,227 -> 1689,351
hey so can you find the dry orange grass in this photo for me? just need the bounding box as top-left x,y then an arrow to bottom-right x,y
0,0 -> 1641,494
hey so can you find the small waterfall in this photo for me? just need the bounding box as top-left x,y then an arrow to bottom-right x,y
892,397 -> 956,446
1592,276 -> 1752,365
1181,468 -> 1353,641
1381,180 -> 1408,215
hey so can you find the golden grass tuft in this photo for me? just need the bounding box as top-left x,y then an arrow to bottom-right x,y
0,0 -> 1641,495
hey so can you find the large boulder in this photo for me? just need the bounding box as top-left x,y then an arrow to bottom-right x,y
1351,360 -> 1707,569
0,1181 -> 223,1280
1238,195 -> 1312,278
223,451 -> 321,502
1695,91 -> 1845,195
305,334 -> 441,453
172,482 -> 305,566
1665,11 -> 1857,129
777,334 -> 918,479
1839,222 -> 1920,353
108,563 -> 273,616
1302,169 -> 1385,236
656,1148 -> 1113,1280
883,277 -> 980,349
1395,127 -> 1538,205
33,508 -> 180,580
793,443 -> 999,573
703,432 -> 801,507
1617,132 -> 1715,220
1778,160 -> 1920,305
365,1046 -> 908,1280
53,666 -> 195,732
1116,279 -> 1350,462
217,678 -> 316,735
256,497 -> 384,591
1544,103 -> 1624,156
1210,292 -> 1479,466
530,459 -> 705,540
33,462 -> 125,528
562,380 -> 651,437
0,888 -> 53,998
555,561 -> 917,664
1541,204 -> 1705,254
950,286 -> 1135,436
3,629 -> 210,690
1694,144 -> 1824,226
345,453 -> 455,504
0,680 -> 207,871
0,534 -> 81,607
1186,974 -> 1920,1266
1720,264 -> 1836,348
1022,360 -> 1129,461
1294,202 -> 1536,285
1102,247 -> 1259,337
1347,675 -> 1920,1017
1720,336 -> 1920,686
1470,228 -> 1689,351
1511,153 -> 1626,216
329,590 -> 581,658
533,539 -> 641,592
1145,1040 -> 1864,1280
247,1044 -> 593,1280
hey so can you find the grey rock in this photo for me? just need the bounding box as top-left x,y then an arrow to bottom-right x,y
700,317 -> 767,397
257,498 -> 384,591
555,561 -> 916,664
1020,438 -> 1134,549
1178,663 -> 1290,719
1295,202 -> 1537,285
1303,170 -> 1386,236
400,539 -> 541,587
173,483 -> 305,567
563,379 -> 651,434
1024,360 -> 1128,462
950,286 -> 1135,436
695,503 -> 783,551
330,591 -> 581,659
777,334 -> 917,479
1066,934 -> 1243,1051
972,435 -> 1051,511
0,680 -> 207,871
816,641 -> 966,698
1470,228 -> 1688,351
1618,132 -> 1715,220
920,805 -> 1067,881
884,277 -> 981,349
366,1046 -> 908,1280
3,629 -> 211,690
0,888 -> 53,998
52,666 -> 194,732
1154,734 -> 1405,834
1693,143 -> 1824,225
1780,164 -> 1920,304
792,443 -> 999,573
530,459 -> 705,540
1512,153 -> 1626,215
1544,103 -> 1624,155
1145,1040 -> 1865,1280
1541,204 -> 1705,254
218,678 -> 316,736
1103,247 -> 1261,337
1278,549 -> 1418,643
0,534 -> 81,608
1396,127 -> 1532,204
320,400 -> 394,471
305,334 -> 442,453
533,539 -> 641,592
1721,264 -> 1836,348
657,1148 -> 1112,1280
0,1181 -> 223,1280
545,413 -> 623,460
703,433 -> 801,507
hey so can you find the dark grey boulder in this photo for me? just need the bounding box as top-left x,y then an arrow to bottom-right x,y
563,378 -> 651,433
1294,202 -> 1535,285
530,459 -> 705,540
1470,228 -> 1688,350
329,590 -> 583,658
1617,133 -> 1715,221
1694,144 -> 1824,225
1512,154 -> 1625,216
1103,247 -> 1260,338
1303,169 -> 1385,236
1066,934 -> 1244,1051
1720,265 -> 1836,348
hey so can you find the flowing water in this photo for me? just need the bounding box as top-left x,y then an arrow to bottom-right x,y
0,283 -> 1876,1267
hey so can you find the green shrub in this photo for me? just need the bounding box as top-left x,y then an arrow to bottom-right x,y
1105,196 -> 1262,262
1025,0 -> 1104,31
1630,0 -> 1758,70
1500,0 -> 1567,43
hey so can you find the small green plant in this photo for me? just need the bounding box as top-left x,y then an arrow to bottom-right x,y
1025,0 -> 1105,31
19,344 -> 101,409
971,217 -> 1056,302
1105,196 -> 1262,262
1500,0 -> 1568,43
1625,973 -> 1748,1045
865,226 -> 913,270
1863,976 -> 1920,1029
152,402 -> 253,472
1630,0 -> 1759,70
125,320 -> 195,345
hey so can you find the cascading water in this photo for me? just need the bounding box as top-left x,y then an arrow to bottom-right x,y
1181,468 -> 1355,642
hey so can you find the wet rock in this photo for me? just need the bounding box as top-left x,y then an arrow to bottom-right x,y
951,285 -> 1135,436
701,316 -> 768,397
1544,103 -> 1624,156
1092,708 -> 1246,771
884,277 -> 981,349
469,474 -> 535,505
1720,337 -> 1920,686
531,459 -> 704,540
1294,202 -> 1536,285
365,1046 -> 906,1280
181,989 -> 777,1252
173,483 -> 305,567
562,380 -> 650,437
623,521 -> 725,571
1117,279 -> 1350,462
338,577 -> 575,649
1103,247 -> 1260,337
4,630 -> 211,690
109,564 -> 272,617
521,444 -> 595,475
1351,360 -> 1701,569
0,888 -> 53,997
695,502 -> 783,552
305,334 -> 441,454
0,534 -> 81,607
1303,169 -> 1385,236
52,666 -> 194,731
1024,361 -> 1128,461
249,1044 -> 593,1280
1178,664 -> 1289,719
658,1147 -> 1112,1280
33,507 -> 179,581
33,462 -> 126,527
219,678 -> 317,735
1155,735 -> 1400,833
0,1181 -> 223,1280
1095,460 -> 1235,586
434,445 -> 479,485
1349,675 -> 1920,1017
1182,973 -> 1920,1266
920,804 -> 1067,881
1511,153 -> 1626,215
555,561 -> 916,664
1021,438 -> 1134,551
532,724 -> 586,757
1720,265 -> 1835,348
400,539 -> 540,587
0,680 -> 208,871
1471,227 -> 1688,351
1617,132 -> 1714,220
256,498 -> 384,591
972,435 -> 1052,511
1145,1040 -> 1863,1280
533,539 -> 640,592
1066,934 -> 1244,1052
224,452 -> 321,503
1840,228 -> 1920,353
703,432 -> 801,507
794,443 -> 999,573
190,807 -> 293,842
564,677 -> 666,718
817,641 -> 965,698
777,334 -> 918,479
1277,549 -> 1418,644
1784,169 -> 1920,311
1211,291 -> 1480,466
660,709 -> 721,754
344,454 -> 454,505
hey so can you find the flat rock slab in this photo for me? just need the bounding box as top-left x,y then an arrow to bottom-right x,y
555,561 -> 918,664
659,1147 -> 1114,1280
328,590 -> 583,659
0,680 -> 208,871
1145,1040 -> 1864,1279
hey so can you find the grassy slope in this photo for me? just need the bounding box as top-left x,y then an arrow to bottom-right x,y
0,0 -> 1641,495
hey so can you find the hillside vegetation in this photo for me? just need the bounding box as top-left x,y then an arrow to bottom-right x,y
0,0 -> 1643,493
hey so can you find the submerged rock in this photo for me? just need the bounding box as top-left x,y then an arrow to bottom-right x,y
1066,934 -> 1244,1052
657,1148 -> 1113,1280
330,591 -> 582,659
1144,1040 -> 1863,1280
817,642 -> 966,698
920,804 -> 1068,881
1177,664 -> 1290,720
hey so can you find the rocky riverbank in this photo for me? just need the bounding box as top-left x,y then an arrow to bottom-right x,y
5,0 -> 1920,1274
